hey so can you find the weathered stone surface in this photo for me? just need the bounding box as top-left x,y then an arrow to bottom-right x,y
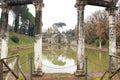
75,1 -> 85,74
0,0 -> 43,6
34,2 -> 44,74
87,0 -> 113,7
76,0 -> 118,7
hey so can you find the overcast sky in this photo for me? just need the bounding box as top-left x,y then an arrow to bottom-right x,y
27,0 -> 105,31
1,0 -> 120,31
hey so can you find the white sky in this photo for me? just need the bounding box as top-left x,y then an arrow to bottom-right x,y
0,0 -> 120,31
27,0 -> 105,31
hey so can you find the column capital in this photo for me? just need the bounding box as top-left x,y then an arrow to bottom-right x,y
75,3 -> 85,11
75,0 -> 86,11
1,3 -> 10,13
106,6 -> 118,15
34,2 -> 44,11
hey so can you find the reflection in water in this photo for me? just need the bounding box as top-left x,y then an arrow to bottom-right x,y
85,49 -> 108,72
42,45 -> 77,73
9,45 -> 109,73
42,58 -> 76,73
43,45 -> 109,73
99,52 -> 102,60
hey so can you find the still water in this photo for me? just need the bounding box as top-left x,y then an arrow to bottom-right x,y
42,45 -> 108,73
9,45 -> 109,74
42,45 -> 77,73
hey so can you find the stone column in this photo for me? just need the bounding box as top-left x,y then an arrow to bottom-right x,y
107,7 -> 117,72
0,4 -> 9,59
34,2 -> 44,75
75,1 -> 85,76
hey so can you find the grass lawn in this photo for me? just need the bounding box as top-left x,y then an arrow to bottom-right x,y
8,32 -> 34,48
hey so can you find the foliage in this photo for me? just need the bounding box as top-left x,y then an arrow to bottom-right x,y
84,10 -> 109,46
9,32 -> 34,47
94,39 -> 106,47
10,35 -> 20,43
87,39 -> 94,44
21,5 -> 35,24
53,60 -> 66,66
116,21 -> 120,45
87,36 -> 98,44
28,24 -> 34,36
14,15 -> 19,32
95,39 -> 99,47
105,40 -> 109,46
66,29 -> 74,37
12,5 -> 35,35
0,18 -> 1,28
94,77 -> 109,80
17,77 -> 23,80
101,39 -> 106,46
95,10 -> 108,40
53,22 -> 66,28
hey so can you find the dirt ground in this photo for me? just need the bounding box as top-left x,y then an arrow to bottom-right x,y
26,72 -> 120,80
3,72 -> 120,80
29,73 -> 93,80
3,73 -> 93,80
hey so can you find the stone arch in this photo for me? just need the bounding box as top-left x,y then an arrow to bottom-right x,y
50,33 -> 70,44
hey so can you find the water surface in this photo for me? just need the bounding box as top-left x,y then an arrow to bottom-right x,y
9,45 -> 109,73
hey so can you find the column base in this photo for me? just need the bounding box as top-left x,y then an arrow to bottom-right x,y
33,71 -> 44,76
74,70 -> 85,77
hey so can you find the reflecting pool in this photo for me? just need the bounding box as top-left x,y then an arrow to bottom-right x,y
42,45 -> 109,73
9,44 -> 109,74
42,45 -> 77,73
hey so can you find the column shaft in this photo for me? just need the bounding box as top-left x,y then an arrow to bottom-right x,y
34,2 -> 44,74
107,7 -> 117,71
77,7 -> 84,71
1,5 -> 9,59
75,1 -> 85,75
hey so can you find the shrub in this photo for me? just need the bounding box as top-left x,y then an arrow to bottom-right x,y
101,39 -> 106,46
95,39 -> 99,47
87,36 -> 98,44
87,39 -> 94,44
10,35 -> 20,43
106,40 -> 109,45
